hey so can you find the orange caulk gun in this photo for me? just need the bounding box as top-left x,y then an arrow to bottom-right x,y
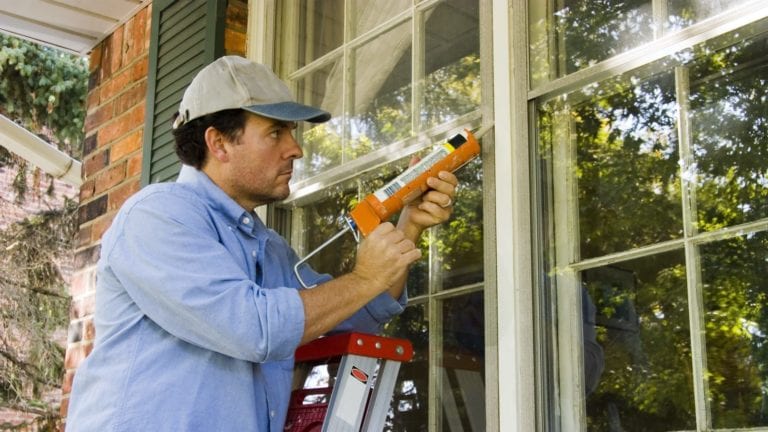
294,124 -> 492,288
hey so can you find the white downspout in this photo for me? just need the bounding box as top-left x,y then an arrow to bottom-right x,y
0,113 -> 82,187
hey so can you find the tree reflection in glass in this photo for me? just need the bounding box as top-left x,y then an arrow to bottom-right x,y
583,251 -> 695,431
701,231 -> 768,428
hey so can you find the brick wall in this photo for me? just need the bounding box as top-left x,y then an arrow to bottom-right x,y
60,0 -> 248,424
0,165 -> 78,230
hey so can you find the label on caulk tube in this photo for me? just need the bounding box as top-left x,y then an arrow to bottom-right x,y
373,143 -> 455,202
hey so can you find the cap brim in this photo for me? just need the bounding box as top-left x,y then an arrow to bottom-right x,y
243,101 -> 331,123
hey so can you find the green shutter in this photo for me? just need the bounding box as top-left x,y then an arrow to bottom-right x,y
141,0 -> 226,185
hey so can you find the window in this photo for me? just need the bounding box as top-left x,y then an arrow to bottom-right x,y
277,1 -> 488,430
532,1 -> 768,430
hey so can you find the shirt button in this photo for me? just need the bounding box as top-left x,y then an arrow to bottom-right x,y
270,410 -> 275,418
242,217 -> 251,225
252,250 -> 257,258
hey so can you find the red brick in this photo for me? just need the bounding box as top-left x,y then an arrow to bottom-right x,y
83,149 -> 110,178
109,26 -> 124,75
225,28 -> 247,56
70,294 -> 96,320
123,10 -> 148,63
64,342 -> 93,370
127,152 -> 143,178
85,100 -> 114,131
79,178 -> 95,200
94,163 -> 126,195
91,212 -> 115,241
111,129 -> 142,162
98,105 -> 146,146
83,317 -> 96,342
89,46 -> 102,73
114,83 -> 147,122
75,224 -> 92,249
61,370 -> 75,394
131,57 -> 149,82
143,4 -> 153,51
59,396 -> 69,419
108,179 -> 140,211
86,89 -> 100,111
100,67 -> 132,103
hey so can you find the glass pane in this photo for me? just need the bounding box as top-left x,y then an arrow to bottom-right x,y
539,71 -> 684,260
687,34 -> 768,232
583,251 -> 696,431
301,184 -> 358,279
350,0 -> 410,38
438,157 -> 484,290
668,0 -> 754,32
701,231 -> 768,429
423,0 -> 481,130
441,292 -> 485,432
297,0 -> 344,67
350,21 -> 413,158
295,62 -> 344,180
383,303 -> 429,431
552,0 -> 653,77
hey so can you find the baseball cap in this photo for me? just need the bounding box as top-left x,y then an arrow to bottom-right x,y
172,56 -> 331,129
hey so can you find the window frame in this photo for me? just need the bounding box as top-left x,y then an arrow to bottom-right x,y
529,1 -> 768,430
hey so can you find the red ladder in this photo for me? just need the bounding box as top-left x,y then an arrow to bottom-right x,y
284,332 -> 414,432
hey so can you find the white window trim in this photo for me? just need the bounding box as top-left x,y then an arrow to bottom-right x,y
492,0 -> 536,431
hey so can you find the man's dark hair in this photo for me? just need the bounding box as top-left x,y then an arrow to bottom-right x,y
172,109 -> 248,168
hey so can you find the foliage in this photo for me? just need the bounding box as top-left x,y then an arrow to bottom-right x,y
0,199 -> 77,431
0,34 -> 88,157
0,35 -> 86,431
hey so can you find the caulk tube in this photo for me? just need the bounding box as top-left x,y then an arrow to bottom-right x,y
347,129 -> 481,236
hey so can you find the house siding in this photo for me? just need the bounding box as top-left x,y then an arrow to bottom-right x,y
60,0 -> 248,424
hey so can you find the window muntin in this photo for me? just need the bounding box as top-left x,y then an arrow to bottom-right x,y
538,14 -> 768,431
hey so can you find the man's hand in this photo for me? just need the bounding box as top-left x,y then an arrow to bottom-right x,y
299,222 -> 421,343
397,165 -> 459,241
352,222 -> 422,292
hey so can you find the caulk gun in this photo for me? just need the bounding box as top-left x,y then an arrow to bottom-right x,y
294,123 -> 493,288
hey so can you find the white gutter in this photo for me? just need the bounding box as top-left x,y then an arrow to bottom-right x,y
0,113 -> 82,187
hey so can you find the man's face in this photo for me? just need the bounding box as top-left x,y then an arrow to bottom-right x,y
218,112 -> 303,210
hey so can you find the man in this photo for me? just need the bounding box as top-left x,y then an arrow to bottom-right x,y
66,56 -> 458,431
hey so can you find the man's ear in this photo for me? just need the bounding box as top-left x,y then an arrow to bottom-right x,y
204,127 -> 229,163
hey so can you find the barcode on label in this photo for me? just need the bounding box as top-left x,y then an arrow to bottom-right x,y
373,145 -> 452,202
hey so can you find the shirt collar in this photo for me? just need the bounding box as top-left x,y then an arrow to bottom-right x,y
177,165 -> 263,234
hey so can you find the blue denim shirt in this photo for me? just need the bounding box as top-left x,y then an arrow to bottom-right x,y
66,166 -> 406,432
